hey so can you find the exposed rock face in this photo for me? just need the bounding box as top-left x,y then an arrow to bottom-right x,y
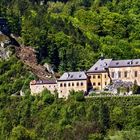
0,32 -> 54,80
0,33 -> 11,60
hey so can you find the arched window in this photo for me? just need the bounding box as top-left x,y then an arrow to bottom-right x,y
64,83 -> 66,87
72,83 -> 74,86
68,83 -> 71,87
60,83 -> 63,87
81,82 -> 83,86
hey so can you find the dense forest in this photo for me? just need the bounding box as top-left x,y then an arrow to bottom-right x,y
1,0 -> 140,72
0,92 -> 140,140
0,0 -> 140,139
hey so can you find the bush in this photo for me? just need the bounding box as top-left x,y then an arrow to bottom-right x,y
88,133 -> 103,140
10,125 -> 31,140
42,89 -> 55,104
69,91 -> 85,101
75,92 -> 85,101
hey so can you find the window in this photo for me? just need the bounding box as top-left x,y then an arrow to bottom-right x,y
124,71 -> 127,78
89,76 -> 91,79
135,71 -> 137,77
105,74 -> 107,78
60,83 -> 63,87
68,83 -> 71,86
105,82 -> 107,85
72,83 -> 74,86
95,67 -> 98,70
70,75 -> 73,78
64,83 -> 66,87
118,71 -> 121,78
93,75 -> 95,79
93,82 -> 96,86
98,82 -> 101,86
112,72 -> 115,78
98,75 -> 100,78
81,82 -> 83,86
77,82 -> 79,86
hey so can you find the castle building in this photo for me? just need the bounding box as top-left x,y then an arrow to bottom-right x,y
87,59 -> 112,90
30,58 -> 140,98
30,80 -> 57,95
87,58 -> 140,91
57,72 -> 87,98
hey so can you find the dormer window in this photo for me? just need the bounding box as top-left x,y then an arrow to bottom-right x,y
70,75 -> 73,78
136,61 -> 138,64
130,61 -> 133,64
116,62 -> 119,65
79,74 -> 82,77
95,67 -> 98,70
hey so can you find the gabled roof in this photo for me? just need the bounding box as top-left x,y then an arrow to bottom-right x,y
87,59 -> 112,73
58,71 -> 87,81
109,59 -> 140,68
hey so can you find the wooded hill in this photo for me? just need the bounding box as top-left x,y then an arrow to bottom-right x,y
0,93 -> 140,139
1,0 -> 140,72
0,1 -> 140,139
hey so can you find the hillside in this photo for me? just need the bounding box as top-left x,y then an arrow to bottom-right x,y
0,94 -> 140,139
0,0 -> 140,139
0,32 -> 54,95
1,0 -> 140,72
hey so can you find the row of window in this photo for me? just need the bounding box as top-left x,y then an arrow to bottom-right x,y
43,85 -> 56,88
111,71 -> 138,78
60,82 -> 84,87
93,82 -> 107,86
89,75 -> 107,79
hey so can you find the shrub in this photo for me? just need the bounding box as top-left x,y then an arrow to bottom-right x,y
75,91 -> 85,101
42,89 -> 55,104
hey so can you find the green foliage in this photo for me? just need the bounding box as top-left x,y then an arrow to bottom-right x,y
0,56 -> 33,95
41,89 -> 55,104
69,91 -> 85,101
10,125 -> 31,140
107,130 -> 140,140
88,133 -> 103,140
1,0 -> 140,139
2,0 -> 140,72
133,80 -> 139,94
0,94 -> 140,139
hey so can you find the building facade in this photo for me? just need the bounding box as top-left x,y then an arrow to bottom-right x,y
109,59 -> 140,85
87,59 -> 112,90
30,58 -> 140,98
30,80 -> 57,95
57,72 -> 87,98
87,58 -> 140,91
